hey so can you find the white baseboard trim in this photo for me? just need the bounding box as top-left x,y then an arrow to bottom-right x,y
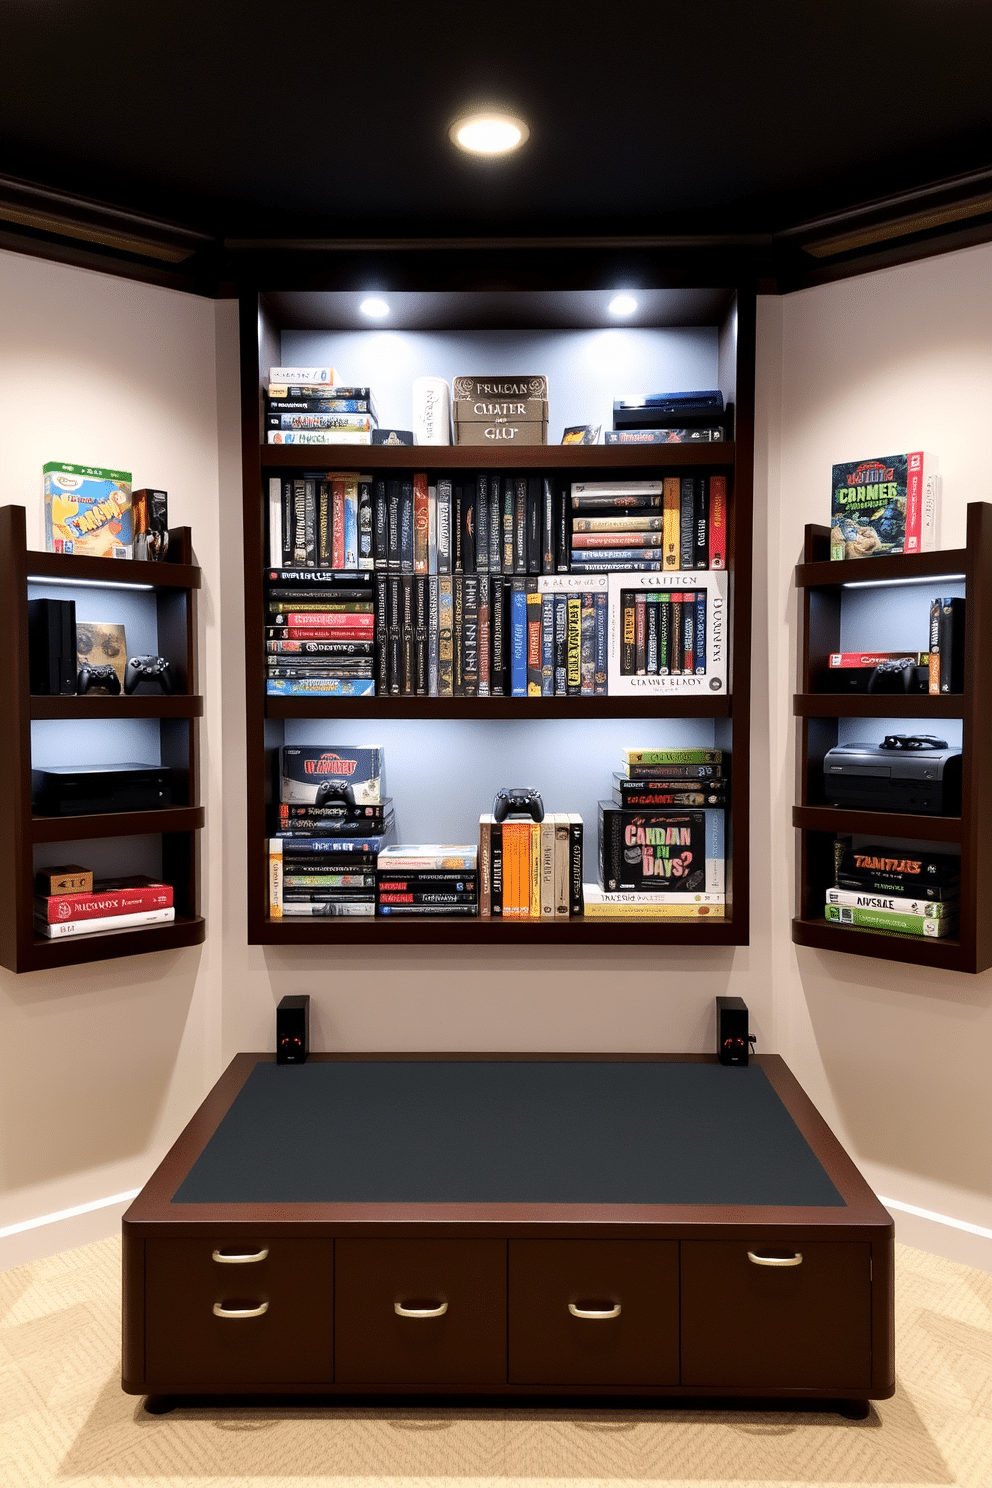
0,1189 -> 139,1272
879,1195 -> 992,1272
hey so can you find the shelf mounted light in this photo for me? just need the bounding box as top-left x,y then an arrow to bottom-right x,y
359,297 -> 390,319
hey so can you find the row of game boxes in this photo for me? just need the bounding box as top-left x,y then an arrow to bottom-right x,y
267,475 -> 727,576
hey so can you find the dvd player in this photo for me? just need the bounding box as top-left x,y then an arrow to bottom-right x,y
32,762 -> 175,816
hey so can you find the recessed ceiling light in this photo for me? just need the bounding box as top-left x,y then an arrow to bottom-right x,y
449,112 -> 530,155
608,294 -> 638,316
360,297 -> 390,318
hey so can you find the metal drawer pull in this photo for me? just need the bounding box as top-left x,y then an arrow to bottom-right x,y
212,1248 -> 269,1264
212,1301 -> 269,1319
394,1301 -> 448,1318
747,1251 -> 803,1267
568,1303 -> 621,1319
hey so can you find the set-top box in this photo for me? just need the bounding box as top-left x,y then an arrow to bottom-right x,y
823,736 -> 961,815
32,763 -> 176,816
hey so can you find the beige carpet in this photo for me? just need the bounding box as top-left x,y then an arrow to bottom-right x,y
0,1236 -> 989,1488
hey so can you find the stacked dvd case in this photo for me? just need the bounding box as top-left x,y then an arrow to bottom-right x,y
265,567 -> 376,697
376,844 -> 478,917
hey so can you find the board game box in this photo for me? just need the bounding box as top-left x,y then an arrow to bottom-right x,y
830,452 -> 938,560
44,462 -> 132,558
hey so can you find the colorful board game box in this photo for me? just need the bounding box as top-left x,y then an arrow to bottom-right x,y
44,462 -> 133,558
829,452 -> 938,560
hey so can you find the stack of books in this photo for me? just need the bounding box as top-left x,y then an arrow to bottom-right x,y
570,479 -> 726,574
35,873 -> 174,939
268,745 -> 394,916
584,747 -> 727,918
824,840 -> 959,939
376,845 -> 478,917
478,813 -> 583,918
265,369 -> 378,446
265,567 -> 376,697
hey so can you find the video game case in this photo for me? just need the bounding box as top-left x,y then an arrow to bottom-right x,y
613,781 -> 727,808
570,482 -> 663,509
266,568 -> 375,588
514,475 -> 528,573
708,475 -> 727,568
693,476 -> 709,568
679,477 -> 695,569
526,581 -> 542,696
377,873 -> 477,890
373,478 -> 388,569
476,474 -> 489,575
936,596 -> 966,694
378,892 -> 478,905
437,478 -> 452,575
377,904 -> 479,916
572,531 -> 664,550
266,678 -> 376,696
385,479 -> 401,574
452,573 -> 464,695
526,475 -> 542,575
488,473 -> 503,572
510,578 -> 528,696
280,901 -> 376,917
620,760 -> 724,780
825,886 -> 956,917
568,814 -> 584,916
462,573 -> 480,697
428,575 -> 440,696
604,429 -> 723,444
438,576 -> 454,696
413,472 -> 429,574
566,594 -> 582,696
463,481 -> 477,573
283,874 -> 377,888
836,844 -> 960,898
490,574 -> 506,695
824,903 -> 956,936
399,479 -> 415,575
478,574 -> 491,697
401,574 -> 415,696
377,845 -> 478,871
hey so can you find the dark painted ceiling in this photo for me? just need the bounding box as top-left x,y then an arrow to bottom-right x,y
3,0 -> 992,252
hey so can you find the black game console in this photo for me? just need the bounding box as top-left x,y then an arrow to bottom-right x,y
824,661 -> 929,694
823,735 -> 962,815
31,762 -> 175,816
27,598 -> 77,695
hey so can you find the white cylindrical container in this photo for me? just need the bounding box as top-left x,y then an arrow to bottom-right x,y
412,376 -> 451,445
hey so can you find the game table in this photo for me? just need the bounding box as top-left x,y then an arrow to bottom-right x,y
122,1053 -> 894,1413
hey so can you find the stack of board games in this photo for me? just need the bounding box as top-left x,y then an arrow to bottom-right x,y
265,367 -> 378,445
44,462 -> 133,559
376,844 -> 478,917
824,838 -> 960,939
478,813 -> 583,919
268,746 -> 394,917
34,868 -> 175,939
829,452 -> 938,560
265,567 -> 376,697
570,479 -> 726,573
589,749 -> 726,916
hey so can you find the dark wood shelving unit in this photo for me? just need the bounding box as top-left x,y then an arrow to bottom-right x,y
241,273 -> 755,947
0,504 -> 206,973
792,502 -> 992,974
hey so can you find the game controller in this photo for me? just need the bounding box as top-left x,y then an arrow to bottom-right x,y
123,655 -> 174,695
76,664 -> 121,696
880,733 -> 949,750
493,787 -> 544,823
314,779 -> 357,808
867,657 -> 928,694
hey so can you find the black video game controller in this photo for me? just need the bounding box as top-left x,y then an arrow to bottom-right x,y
314,779 -> 357,808
123,655 -> 174,695
880,733 -> 949,750
867,657 -> 925,694
76,664 -> 121,696
493,787 -> 544,823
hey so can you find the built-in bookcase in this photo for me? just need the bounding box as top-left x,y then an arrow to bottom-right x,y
792,501 -> 992,973
240,275 -> 755,945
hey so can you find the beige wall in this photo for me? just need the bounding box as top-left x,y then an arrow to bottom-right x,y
756,245 -> 992,1268
2,241 -> 989,1273
0,249 -> 235,1266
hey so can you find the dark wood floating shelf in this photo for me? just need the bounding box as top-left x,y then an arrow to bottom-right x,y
258,915 -> 744,947
793,503 -> 992,974
792,804 -> 962,843
26,915 -> 206,973
267,695 -> 733,722
792,916 -> 970,973
795,546 -> 967,589
260,442 -> 735,473
793,693 -> 965,719
30,694 -> 204,721
31,805 -> 205,844
25,546 -> 201,590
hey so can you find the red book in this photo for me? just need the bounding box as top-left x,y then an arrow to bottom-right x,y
331,480 -> 346,568
282,612 -> 374,629
276,626 -> 374,640
413,472 -> 430,575
708,475 -> 726,569
35,876 -> 173,924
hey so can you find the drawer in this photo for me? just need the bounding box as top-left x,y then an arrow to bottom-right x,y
335,1238 -> 506,1384
681,1240 -> 872,1389
144,1237 -> 333,1388
509,1240 -> 679,1385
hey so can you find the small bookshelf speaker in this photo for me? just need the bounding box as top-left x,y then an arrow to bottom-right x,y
276,994 -> 310,1064
716,995 -> 749,1066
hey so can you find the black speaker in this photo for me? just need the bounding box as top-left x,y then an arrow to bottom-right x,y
276,994 -> 310,1064
716,995 -> 749,1065
27,598 -> 77,694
